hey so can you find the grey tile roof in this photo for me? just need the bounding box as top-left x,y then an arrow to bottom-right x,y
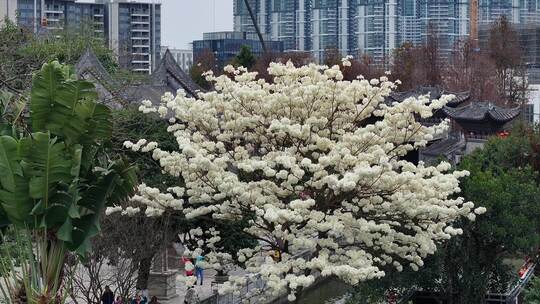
151,49 -> 203,97
121,85 -> 173,106
442,102 -> 521,123
387,86 -> 470,107
421,136 -> 466,157
75,48 -> 117,88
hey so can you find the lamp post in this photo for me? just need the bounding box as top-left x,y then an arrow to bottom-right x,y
243,0 -> 267,53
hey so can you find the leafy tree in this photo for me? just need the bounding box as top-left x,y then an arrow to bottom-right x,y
20,26 -> 118,73
525,277 -> 540,304
109,107 -> 178,290
232,45 -> 257,69
347,128 -> 540,303
252,51 -> 313,82
0,90 -> 25,136
0,20 -> 117,97
190,48 -> 217,90
0,19 -> 36,94
442,162 -> 539,303
0,62 -> 136,303
390,25 -> 441,90
391,42 -> 425,90
323,47 -> 342,67
444,39 -> 501,104
123,60 -> 481,301
488,16 -> 528,105
108,107 -> 258,289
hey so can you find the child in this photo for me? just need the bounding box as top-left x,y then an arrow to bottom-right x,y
185,258 -> 195,277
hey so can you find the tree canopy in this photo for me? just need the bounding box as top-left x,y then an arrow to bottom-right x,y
119,59 -> 483,301
232,45 -> 257,69
348,126 -> 540,303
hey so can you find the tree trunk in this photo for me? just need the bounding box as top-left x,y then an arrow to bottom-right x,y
136,257 -> 152,290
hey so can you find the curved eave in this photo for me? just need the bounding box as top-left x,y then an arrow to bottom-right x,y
444,91 -> 471,107
443,105 -> 521,123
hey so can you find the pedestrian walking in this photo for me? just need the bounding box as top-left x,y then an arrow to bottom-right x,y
148,296 -> 159,304
101,286 -> 114,304
131,294 -> 147,304
113,296 -> 123,304
195,255 -> 204,285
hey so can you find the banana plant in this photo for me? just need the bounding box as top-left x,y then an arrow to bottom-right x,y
0,62 -> 137,303
0,89 -> 26,137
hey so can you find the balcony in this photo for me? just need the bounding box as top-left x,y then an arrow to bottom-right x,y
132,68 -> 151,73
44,10 -> 63,14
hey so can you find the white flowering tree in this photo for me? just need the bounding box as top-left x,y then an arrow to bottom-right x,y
118,59 -> 485,301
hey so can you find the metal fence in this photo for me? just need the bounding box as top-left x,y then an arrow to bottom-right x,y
200,250 -> 312,304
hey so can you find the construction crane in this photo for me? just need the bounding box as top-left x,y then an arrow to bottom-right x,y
470,0 -> 478,49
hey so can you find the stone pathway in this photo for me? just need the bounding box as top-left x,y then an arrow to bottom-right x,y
163,269 -> 219,304
161,267 -> 247,303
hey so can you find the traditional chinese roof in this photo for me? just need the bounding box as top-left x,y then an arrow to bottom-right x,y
75,48 -> 117,87
151,49 -> 202,97
121,85 -> 172,106
75,48 -> 125,109
421,136 -> 466,157
442,102 -> 521,123
388,86 -> 470,107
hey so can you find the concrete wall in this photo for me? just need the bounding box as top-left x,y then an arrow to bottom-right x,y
0,0 -> 18,25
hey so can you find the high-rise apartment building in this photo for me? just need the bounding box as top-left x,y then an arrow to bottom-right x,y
234,1 -> 467,62
417,1 -> 469,57
234,0 -> 472,62
477,0 -> 540,24
106,0 -> 161,74
234,0 -> 312,52
1,0 -> 161,74
12,0 -> 106,35
356,0 -> 469,61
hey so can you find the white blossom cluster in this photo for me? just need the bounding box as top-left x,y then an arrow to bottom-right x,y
123,60 -> 483,300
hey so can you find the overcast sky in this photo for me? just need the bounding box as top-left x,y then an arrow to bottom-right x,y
161,0 -> 233,49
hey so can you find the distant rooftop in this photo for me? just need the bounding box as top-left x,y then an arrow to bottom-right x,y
443,102 -> 521,123
387,86 -> 470,107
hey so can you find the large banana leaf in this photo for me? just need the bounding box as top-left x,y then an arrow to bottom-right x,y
30,63 -> 105,145
0,62 -> 137,260
19,132 -> 73,204
0,136 -> 32,225
76,100 -> 112,145
62,159 -> 137,256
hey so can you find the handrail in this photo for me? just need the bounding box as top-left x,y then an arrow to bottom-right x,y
200,250 -> 312,304
397,263 -> 536,304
